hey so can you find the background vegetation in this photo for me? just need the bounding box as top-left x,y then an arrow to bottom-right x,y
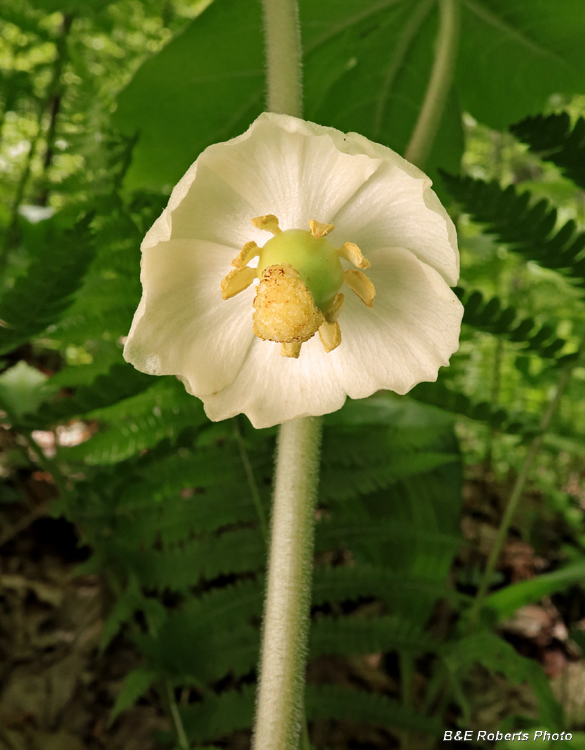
1,0 -> 585,748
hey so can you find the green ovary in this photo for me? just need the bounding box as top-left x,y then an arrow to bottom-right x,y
257,229 -> 344,311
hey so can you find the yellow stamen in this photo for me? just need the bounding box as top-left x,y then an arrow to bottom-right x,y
220,266 -> 256,300
232,240 -> 260,268
323,292 -> 344,323
308,219 -> 335,238
319,320 -> 341,353
281,342 -> 302,359
253,264 -> 324,345
337,241 -> 371,269
344,269 -> 375,308
251,214 -> 282,235
220,212 -> 376,359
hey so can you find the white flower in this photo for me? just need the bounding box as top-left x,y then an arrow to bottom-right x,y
124,113 -> 463,429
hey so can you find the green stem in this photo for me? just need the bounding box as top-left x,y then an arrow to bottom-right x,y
253,1 -> 313,747
404,0 -> 459,168
234,416 -> 269,541
252,417 -> 323,750
261,0 -> 302,116
467,343 -> 585,628
165,680 -> 189,750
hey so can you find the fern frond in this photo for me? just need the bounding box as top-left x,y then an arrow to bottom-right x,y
173,684 -> 441,743
135,620 -> 259,683
510,112 -> 585,190
177,685 -> 256,744
109,528 -> 266,590
100,581 -> 167,650
123,438 -> 269,505
0,213 -> 96,355
50,306 -> 136,345
164,580 -> 263,633
317,519 -> 461,560
60,381 -> 207,465
441,173 -> 585,287
305,684 -> 441,735
33,363 -> 155,427
114,482 -> 267,546
456,286 -> 570,360
309,615 -> 440,658
320,452 -> 458,502
312,564 -> 463,609
410,381 -> 539,435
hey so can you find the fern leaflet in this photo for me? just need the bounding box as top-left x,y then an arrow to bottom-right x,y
441,172 -> 585,287
510,112 -> 585,190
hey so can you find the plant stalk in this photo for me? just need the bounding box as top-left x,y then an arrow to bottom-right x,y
261,0 -> 302,117
252,1 -> 314,747
252,417 -> 323,750
404,0 -> 459,168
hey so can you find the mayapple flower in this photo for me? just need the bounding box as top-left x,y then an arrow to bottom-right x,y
123,113 -> 463,429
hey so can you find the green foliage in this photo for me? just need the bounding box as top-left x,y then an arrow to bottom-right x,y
484,557 -> 585,621
0,360 -> 53,419
310,615 -> 440,658
444,631 -> 563,730
115,0 -> 585,191
109,666 -> 157,724
0,212 -> 96,355
4,0 -> 584,744
411,381 -> 539,436
32,363 -> 155,427
456,286 -> 571,361
441,172 -> 585,287
510,112 -> 585,190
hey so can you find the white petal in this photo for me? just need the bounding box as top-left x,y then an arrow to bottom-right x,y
331,247 -> 463,398
201,336 -> 347,429
124,239 -> 255,395
194,113 -> 381,231
332,163 -> 459,285
167,162 -> 264,250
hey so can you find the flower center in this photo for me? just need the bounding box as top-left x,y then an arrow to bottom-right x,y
220,215 -> 376,359
258,228 -> 345,312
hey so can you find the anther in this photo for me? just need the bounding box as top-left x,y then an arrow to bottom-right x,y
344,269 -> 375,308
337,241 -> 371,269
319,320 -> 341,353
232,241 -> 260,268
220,266 -> 256,300
308,219 -> 335,238
281,342 -> 302,358
323,292 -> 344,323
251,214 -> 281,235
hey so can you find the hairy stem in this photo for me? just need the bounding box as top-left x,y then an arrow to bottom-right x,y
253,1 -> 313,747
261,0 -> 302,116
468,344 -> 585,628
252,417 -> 323,750
404,0 -> 459,168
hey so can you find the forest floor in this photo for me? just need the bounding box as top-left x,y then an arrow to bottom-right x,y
1,467 -> 585,750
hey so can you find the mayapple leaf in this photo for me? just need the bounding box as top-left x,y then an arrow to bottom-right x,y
115,0 -> 585,192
